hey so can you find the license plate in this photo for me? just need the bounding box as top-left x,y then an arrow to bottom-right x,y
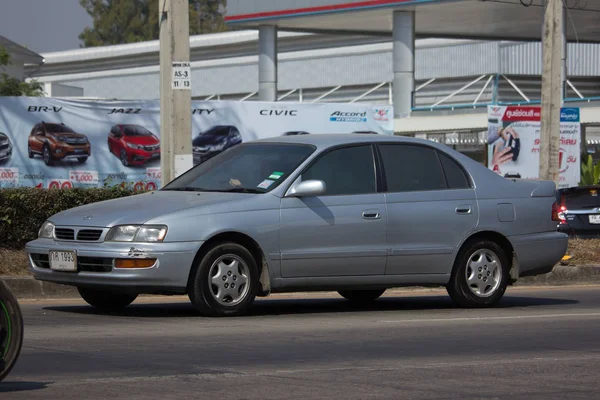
589,215 -> 600,224
49,251 -> 77,272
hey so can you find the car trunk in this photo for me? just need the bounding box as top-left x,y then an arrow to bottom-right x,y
558,186 -> 600,233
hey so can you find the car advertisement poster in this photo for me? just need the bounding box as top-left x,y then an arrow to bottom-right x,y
0,97 -> 393,189
487,105 -> 581,189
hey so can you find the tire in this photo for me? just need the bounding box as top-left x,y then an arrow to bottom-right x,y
120,149 -> 129,167
43,144 -> 53,166
77,156 -> 88,163
0,280 -> 24,383
78,287 -> 137,312
27,146 -> 34,159
446,239 -> 509,308
188,242 -> 258,317
338,289 -> 386,302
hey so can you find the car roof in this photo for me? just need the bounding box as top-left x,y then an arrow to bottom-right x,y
254,133 -> 429,149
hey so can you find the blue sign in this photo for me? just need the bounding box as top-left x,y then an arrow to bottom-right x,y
560,107 -> 580,123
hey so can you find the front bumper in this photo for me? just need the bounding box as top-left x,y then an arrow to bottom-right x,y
509,231 -> 569,278
53,144 -> 91,160
128,148 -> 161,164
0,148 -> 11,161
193,150 -> 221,166
26,238 -> 203,294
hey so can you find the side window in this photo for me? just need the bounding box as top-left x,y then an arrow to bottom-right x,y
302,145 -> 376,196
438,152 -> 471,189
379,144 -> 446,192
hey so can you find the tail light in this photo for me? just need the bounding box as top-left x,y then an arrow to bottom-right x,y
552,200 -> 567,224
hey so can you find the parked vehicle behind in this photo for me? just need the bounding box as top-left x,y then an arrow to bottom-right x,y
27,122 -> 90,165
557,185 -> 600,238
108,124 -> 161,167
26,134 -> 567,317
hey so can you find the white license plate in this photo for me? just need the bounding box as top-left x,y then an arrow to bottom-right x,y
49,251 -> 77,272
589,215 -> 600,224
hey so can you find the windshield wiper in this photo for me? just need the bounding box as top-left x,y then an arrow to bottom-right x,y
162,187 -> 205,192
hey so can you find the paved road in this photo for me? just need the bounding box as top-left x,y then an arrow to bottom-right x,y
2,286 -> 600,399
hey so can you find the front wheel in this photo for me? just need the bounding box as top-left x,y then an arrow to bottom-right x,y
188,243 -> 258,317
43,145 -> 53,166
338,289 -> 386,303
78,287 -> 137,312
446,240 -> 509,308
0,280 -> 24,382
27,146 -> 34,159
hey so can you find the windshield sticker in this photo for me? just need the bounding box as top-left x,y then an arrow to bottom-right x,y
269,172 -> 284,180
257,179 -> 275,189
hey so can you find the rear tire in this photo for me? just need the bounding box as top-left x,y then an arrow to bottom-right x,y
0,281 -> 24,382
188,242 -> 258,317
338,289 -> 386,302
446,239 -> 509,308
78,287 -> 137,312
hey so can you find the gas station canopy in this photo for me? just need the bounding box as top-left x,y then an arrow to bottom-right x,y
225,0 -> 600,42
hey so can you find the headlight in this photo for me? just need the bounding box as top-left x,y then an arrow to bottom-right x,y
106,225 -> 168,242
126,143 -> 143,149
56,136 -> 67,142
38,221 -> 55,238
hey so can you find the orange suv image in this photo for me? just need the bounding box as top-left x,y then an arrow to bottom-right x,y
27,122 -> 91,166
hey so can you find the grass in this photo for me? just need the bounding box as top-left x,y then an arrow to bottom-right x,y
1,238 -> 599,276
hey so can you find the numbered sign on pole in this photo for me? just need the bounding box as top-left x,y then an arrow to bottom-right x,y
172,62 -> 191,90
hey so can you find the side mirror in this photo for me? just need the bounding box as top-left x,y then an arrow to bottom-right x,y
287,180 -> 326,197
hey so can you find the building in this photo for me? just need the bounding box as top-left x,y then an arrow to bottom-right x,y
0,35 -> 44,80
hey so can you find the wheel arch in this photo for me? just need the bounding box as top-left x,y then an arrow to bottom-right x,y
455,230 -> 517,282
187,231 -> 271,297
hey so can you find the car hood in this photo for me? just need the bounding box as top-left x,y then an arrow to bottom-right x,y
124,135 -> 160,146
48,191 -> 257,227
193,134 -> 228,146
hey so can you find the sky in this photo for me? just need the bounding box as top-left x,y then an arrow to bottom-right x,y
0,0 -> 92,54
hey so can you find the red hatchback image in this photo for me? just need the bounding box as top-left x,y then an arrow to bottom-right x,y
108,124 -> 161,166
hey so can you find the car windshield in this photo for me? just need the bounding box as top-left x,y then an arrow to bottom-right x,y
123,125 -> 153,136
45,124 -> 75,133
163,143 -> 315,193
562,188 -> 600,210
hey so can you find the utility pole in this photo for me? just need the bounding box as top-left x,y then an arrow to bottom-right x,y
159,0 -> 192,187
539,0 -> 563,184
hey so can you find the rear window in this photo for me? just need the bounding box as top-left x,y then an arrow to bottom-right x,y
561,188 -> 600,210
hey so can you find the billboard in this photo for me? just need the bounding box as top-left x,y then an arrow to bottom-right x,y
487,106 -> 581,189
0,97 -> 393,189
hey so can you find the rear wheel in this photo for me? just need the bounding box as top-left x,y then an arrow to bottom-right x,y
338,289 -> 386,303
78,287 -> 137,312
447,239 -> 509,308
0,281 -> 24,382
188,242 -> 258,317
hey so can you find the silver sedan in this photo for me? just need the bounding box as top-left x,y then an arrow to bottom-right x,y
26,134 -> 568,316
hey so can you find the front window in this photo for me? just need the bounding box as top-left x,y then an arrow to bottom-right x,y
45,123 -> 75,134
123,125 -> 153,136
163,143 -> 315,193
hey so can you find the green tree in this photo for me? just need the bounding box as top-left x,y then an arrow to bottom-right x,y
79,0 -> 227,47
0,46 -> 45,96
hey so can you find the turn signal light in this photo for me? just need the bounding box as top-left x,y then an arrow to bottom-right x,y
115,258 -> 157,269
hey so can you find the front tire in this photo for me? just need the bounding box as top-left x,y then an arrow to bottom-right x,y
0,281 -> 24,382
43,145 -> 53,166
27,146 -> 34,159
188,242 -> 258,317
78,287 -> 137,312
120,149 -> 129,167
338,289 -> 385,302
447,239 -> 509,308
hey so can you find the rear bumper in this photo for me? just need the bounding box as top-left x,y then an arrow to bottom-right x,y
509,232 -> 568,278
558,224 -> 600,239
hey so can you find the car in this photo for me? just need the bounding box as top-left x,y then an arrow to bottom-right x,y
26,134 -> 567,317
282,131 -> 310,136
0,132 -> 13,162
192,125 -> 241,165
27,122 -> 90,165
557,185 -> 600,238
108,124 -> 161,167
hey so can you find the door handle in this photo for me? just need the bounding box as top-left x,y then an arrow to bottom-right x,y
362,210 -> 381,220
456,205 -> 472,215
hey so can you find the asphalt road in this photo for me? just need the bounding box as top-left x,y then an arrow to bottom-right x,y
3,286 -> 600,399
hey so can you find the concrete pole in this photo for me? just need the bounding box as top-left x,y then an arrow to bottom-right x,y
392,11 -> 415,119
258,25 -> 278,101
561,8 -> 568,101
159,0 -> 192,187
539,0 -> 563,184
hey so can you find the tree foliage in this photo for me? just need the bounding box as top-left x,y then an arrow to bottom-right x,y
78,0 -> 228,47
0,46 -> 45,97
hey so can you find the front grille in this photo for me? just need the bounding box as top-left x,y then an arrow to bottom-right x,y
143,144 -> 159,151
54,228 -> 75,240
78,257 -> 113,273
77,229 -> 102,241
30,253 -> 112,273
64,138 -> 87,145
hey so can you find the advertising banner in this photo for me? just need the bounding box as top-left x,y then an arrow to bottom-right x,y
487,105 -> 581,189
0,97 -> 393,189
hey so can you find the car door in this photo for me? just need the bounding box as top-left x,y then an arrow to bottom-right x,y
378,144 -> 478,275
279,144 -> 387,278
